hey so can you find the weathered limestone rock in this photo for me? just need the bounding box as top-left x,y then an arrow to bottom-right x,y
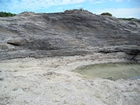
1,11 -> 140,105
0,12 -> 140,61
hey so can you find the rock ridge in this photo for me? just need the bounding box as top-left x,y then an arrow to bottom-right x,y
0,12 -> 140,61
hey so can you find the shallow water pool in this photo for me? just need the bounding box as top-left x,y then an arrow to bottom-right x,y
74,63 -> 140,80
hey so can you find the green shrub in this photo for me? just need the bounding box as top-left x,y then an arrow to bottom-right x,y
64,9 -> 82,13
64,8 -> 93,14
101,12 -> 112,16
118,18 -> 136,21
0,12 -> 16,17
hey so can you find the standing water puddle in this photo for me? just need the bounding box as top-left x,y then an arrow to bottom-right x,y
74,63 -> 140,80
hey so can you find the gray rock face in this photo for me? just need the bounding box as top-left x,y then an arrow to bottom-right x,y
0,12 -> 140,61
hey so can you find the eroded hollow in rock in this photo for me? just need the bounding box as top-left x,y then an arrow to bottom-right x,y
74,63 -> 140,80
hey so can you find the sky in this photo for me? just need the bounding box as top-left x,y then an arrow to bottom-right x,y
0,0 -> 140,18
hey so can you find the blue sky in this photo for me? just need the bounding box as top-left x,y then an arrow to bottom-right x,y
0,0 -> 140,18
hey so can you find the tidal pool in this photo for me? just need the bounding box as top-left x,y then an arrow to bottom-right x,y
74,63 -> 140,80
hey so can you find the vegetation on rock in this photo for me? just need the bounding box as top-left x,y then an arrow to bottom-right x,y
0,12 -> 16,17
101,12 -> 112,16
64,8 -> 93,14
118,18 -> 136,21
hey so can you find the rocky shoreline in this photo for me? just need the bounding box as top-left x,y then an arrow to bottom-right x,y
0,11 -> 140,105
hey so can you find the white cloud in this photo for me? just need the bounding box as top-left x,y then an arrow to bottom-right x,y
115,0 -> 123,2
94,7 -> 140,18
89,0 -> 125,4
0,0 -> 86,13
89,0 -> 104,4
0,0 -> 140,19
93,1 -> 104,4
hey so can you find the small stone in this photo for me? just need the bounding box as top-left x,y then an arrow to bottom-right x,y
13,88 -> 18,91
46,72 -> 53,75
43,72 -> 55,76
0,77 -> 4,81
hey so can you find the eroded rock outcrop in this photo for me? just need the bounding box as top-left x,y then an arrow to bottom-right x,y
0,11 -> 140,105
0,11 -> 140,61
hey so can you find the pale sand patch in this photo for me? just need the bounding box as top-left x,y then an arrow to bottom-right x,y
0,54 -> 140,105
